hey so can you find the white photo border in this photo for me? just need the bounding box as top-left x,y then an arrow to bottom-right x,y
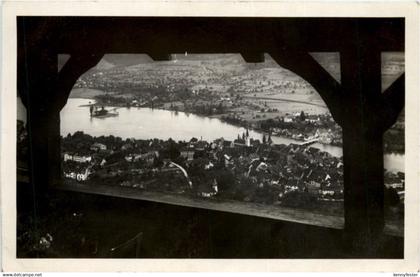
1,0 -> 419,272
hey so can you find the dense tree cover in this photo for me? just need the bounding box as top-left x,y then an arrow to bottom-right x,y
259,115 -> 339,134
185,102 -> 227,116
159,139 -> 181,160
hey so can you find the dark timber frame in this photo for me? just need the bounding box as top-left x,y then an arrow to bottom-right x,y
17,17 -> 405,257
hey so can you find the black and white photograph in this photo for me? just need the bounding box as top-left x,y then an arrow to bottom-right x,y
3,1 -> 420,272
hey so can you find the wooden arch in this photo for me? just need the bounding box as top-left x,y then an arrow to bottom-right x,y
17,17 -> 405,256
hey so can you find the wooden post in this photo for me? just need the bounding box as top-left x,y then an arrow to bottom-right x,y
341,123 -> 385,255
270,45 -> 395,256
21,51 -> 61,216
340,42 -> 386,256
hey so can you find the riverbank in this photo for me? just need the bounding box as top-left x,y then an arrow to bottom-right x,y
80,94 -> 341,147
160,106 -> 404,155
80,92 -> 403,154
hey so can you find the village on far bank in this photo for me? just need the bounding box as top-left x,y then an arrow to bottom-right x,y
71,84 -> 404,155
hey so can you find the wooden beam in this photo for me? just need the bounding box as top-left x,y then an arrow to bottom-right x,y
269,51 -> 344,126
18,17 -> 403,53
147,53 -> 172,61
54,53 -> 104,111
381,73 -> 405,131
240,53 -> 265,63
340,44 -> 386,256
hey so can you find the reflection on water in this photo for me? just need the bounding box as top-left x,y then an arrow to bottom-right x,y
61,98 -> 266,142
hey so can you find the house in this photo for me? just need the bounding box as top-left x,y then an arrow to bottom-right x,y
224,154 -> 234,167
100,159 -> 106,166
73,155 -> 92,163
307,180 -> 321,195
120,181 -> 132,187
385,183 -> 404,190
90,142 -> 107,151
256,162 -> 268,172
245,137 -> 251,147
121,143 -> 133,151
141,151 -> 159,165
284,116 -> 294,123
180,147 -> 195,161
284,183 -> 299,194
308,118 -> 319,124
319,185 -> 344,201
63,153 -> 73,162
197,180 -> 218,198
204,161 -> 214,170
125,154 -> 143,162
248,153 -> 260,161
63,153 -> 92,163
397,191 -> 405,202
64,167 -> 91,182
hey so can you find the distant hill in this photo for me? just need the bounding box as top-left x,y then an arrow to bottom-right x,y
58,54 -> 154,72
101,54 -> 154,67
72,53 -> 404,95
95,58 -> 116,71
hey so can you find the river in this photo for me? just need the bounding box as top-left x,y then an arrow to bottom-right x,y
17,97 -> 404,172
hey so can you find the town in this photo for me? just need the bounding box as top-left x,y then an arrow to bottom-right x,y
60,130 -> 404,216
220,111 -> 343,146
